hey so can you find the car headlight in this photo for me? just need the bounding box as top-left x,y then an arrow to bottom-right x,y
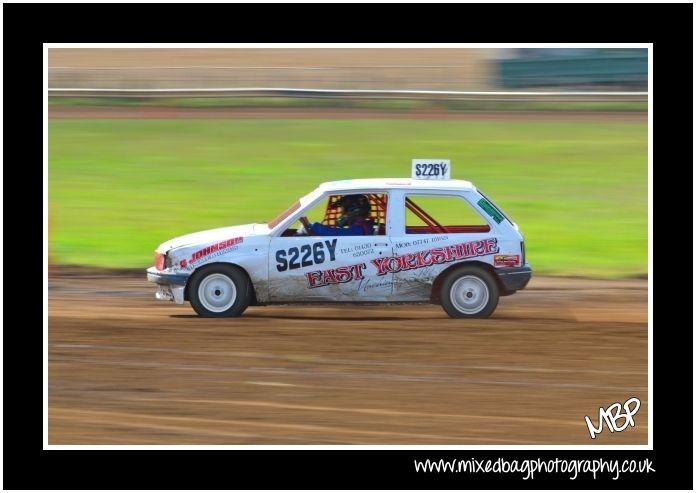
154,251 -> 165,271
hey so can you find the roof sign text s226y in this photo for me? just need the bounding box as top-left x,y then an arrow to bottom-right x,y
412,159 -> 451,180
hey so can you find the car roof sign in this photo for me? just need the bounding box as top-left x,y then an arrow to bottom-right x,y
411,159 -> 451,180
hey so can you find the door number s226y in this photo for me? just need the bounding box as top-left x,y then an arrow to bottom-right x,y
276,239 -> 338,272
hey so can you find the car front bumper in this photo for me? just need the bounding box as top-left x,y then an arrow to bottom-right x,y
146,267 -> 190,304
496,264 -> 532,292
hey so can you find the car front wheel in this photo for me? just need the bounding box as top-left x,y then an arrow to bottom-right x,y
189,264 -> 252,317
440,266 -> 499,318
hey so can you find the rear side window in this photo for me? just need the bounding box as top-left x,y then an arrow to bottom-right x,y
405,195 -> 491,234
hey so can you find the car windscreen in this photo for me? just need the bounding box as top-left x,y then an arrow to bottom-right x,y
268,201 -> 300,229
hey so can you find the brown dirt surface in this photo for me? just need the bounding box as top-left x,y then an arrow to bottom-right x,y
48,48 -> 496,68
48,269 -> 648,445
48,106 -> 647,122
48,48 -> 497,91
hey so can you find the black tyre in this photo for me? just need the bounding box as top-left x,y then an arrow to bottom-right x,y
188,264 -> 252,317
440,265 -> 499,318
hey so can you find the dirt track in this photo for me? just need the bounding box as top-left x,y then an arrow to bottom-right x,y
48,271 -> 648,445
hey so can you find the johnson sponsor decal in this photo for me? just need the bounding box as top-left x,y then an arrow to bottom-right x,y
372,238 -> 499,276
179,237 -> 244,268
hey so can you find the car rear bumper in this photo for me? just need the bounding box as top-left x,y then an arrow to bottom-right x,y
496,265 -> 532,292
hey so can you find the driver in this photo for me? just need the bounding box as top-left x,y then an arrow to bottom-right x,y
305,194 -> 374,236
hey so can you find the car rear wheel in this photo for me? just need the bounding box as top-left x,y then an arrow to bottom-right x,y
440,266 -> 499,318
189,264 -> 252,317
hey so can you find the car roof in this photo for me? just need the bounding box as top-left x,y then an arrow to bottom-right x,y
318,178 -> 476,192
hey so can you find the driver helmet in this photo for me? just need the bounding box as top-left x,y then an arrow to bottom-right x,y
333,194 -> 371,227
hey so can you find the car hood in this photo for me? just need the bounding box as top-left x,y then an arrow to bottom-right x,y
157,223 -> 268,252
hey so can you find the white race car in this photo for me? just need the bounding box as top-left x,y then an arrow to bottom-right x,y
147,161 -> 531,318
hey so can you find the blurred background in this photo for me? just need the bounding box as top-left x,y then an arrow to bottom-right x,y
49,47 -> 647,90
48,47 -> 648,277
47,47 -> 650,446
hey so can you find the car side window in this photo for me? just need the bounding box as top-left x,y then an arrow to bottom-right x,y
404,194 -> 491,234
281,193 -> 388,237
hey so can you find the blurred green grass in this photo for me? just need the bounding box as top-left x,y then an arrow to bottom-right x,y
49,96 -> 648,112
48,118 -> 647,277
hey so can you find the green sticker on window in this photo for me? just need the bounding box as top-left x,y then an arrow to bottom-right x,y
477,198 -> 504,224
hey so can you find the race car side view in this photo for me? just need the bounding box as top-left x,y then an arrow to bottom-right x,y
147,161 -> 531,318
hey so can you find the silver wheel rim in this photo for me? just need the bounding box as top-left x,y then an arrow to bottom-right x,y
450,275 -> 489,314
198,273 -> 237,313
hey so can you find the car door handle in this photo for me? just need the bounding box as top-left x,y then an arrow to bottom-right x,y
374,242 -> 389,247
